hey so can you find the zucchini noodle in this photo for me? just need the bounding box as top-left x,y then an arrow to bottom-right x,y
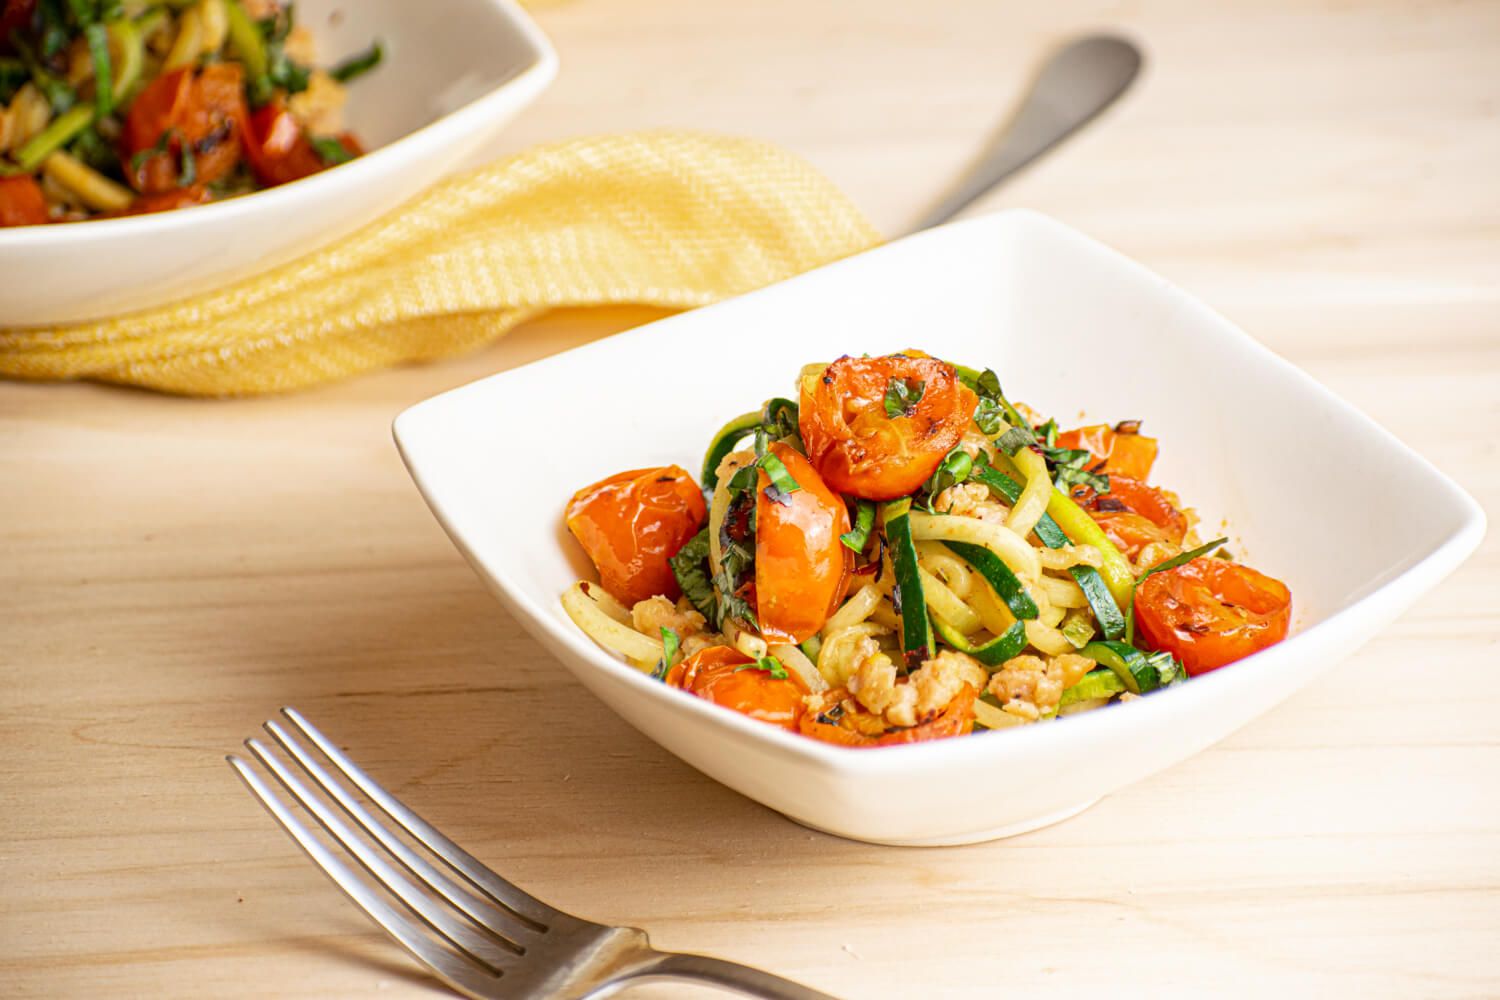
908,512 -> 1042,583
916,566 -> 984,634
769,643 -> 828,693
1006,443 -> 1053,539
562,583 -> 663,668
915,541 -> 975,599
1025,619 -> 1076,657
823,583 -> 882,634
1038,574 -> 1088,610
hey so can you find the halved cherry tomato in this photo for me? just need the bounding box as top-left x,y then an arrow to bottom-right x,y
113,185 -> 211,216
754,442 -> 851,643
1082,475 -> 1187,559
1134,557 -> 1291,676
798,685 -> 978,747
565,465 -> 707,606
0,175 -> 49,227
666,645 -> 809,731
1055,424 -> 1158,481
240,99 -> 329,187
123,65 -> 246,193
799,354 -> 978,501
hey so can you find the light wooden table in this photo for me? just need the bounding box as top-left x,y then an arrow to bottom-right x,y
4,1 -> 1498,997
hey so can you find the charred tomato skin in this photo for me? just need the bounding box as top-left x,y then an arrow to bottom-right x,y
666,645 -> 809,731
799,354 -> 978,501
754,442 -> 851,644
1134,557 -> 1292,676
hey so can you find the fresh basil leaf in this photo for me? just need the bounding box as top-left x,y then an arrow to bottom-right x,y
923,447 -> 973,499
177,132 -> 196,186
996,426 -> 1034,456
883,377 -> 925,418
758,449 -> 801,501
759,396 -> 800,445
652,627 -> 680,681
310,135 -> 353,166
973,396 -> 1003,435
669,528 -> 717,621
840,499 -> 876,552
735,655 -> 789,680
68,124 -> 115,173
329,39 -> 382,83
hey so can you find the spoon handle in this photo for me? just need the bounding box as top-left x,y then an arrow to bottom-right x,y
907,34 -> 1143,235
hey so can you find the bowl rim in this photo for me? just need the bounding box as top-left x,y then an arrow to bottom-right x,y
393,209 -> 1487,779
0,0 -> 557,248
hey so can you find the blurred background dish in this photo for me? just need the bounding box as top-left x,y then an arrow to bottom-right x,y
0,0 -> 556,327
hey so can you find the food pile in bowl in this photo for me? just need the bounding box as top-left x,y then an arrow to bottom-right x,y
0,0 -> 380,225
561,351 -> 1293,747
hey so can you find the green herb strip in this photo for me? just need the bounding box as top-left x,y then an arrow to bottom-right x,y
883,376 -> 925,418
840,499 -> 876,552
735,655 -> 789,680
757,448 -> 801,505
329,39 -> 383,83
668,528 -> 718,622
310,135 -> 353,166
652,627 -> 680,681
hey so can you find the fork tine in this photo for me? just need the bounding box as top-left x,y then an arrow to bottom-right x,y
278,707 -> 558,927
228,754 -> 503,999
245,737 -> 523,973
264,717 -> 547,940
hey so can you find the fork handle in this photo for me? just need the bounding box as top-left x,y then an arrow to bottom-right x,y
625,951 -> 842,999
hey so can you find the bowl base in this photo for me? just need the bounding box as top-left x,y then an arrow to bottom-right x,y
786,796 -> 1102,847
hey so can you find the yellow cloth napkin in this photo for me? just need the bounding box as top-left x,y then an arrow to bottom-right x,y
0,131 -> 881,396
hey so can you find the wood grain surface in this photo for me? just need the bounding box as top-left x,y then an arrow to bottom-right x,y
3,0 -> 1498,997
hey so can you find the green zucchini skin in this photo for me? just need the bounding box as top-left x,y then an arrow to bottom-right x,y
970,464 -> 1126,639
700,411 -> 762,489
884,498 -> 934,672
940,540 -> 1039,621
932,619 -> 1028,667
1080,640 -> 1163,695
1059,668 -> 1126,707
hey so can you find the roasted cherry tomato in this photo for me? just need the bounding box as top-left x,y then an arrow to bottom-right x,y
240,99 -> 337,187
1082,475 -> 1187,559
565,465 -> 707,606
666,645 -> 809,731
123,65 -> 246,193
799,354 -> 978,501
1134,557 -> 1292,676
0,174 -> 49,227
1055,423 -> 1158,481
754,442 -> 851,643
114,185 -> 211,216
798,684 -> 978,747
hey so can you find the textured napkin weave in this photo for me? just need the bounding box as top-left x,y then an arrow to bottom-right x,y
0,131 -> 880,396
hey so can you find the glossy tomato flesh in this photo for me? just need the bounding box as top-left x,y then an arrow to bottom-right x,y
124,65 -> 246,193
666,645 -> 809,731
1055,424 -> 1158,481
1134,557 -> 1291,676
1084,475 -> 1187,559
754,442 -> 851,643
799,354 -> 977,500
565,465 -> 707,606
241,100 -> 334,187
0,174 -> 49,227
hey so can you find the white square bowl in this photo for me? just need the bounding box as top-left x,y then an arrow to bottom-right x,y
0,0 -> 556,326
394,210 -> 1485,846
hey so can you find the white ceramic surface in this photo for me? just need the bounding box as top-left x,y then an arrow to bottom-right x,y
0,0 -> 556,327
394,210 -> 1485,847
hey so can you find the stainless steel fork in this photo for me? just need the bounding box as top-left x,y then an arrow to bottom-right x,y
229,708 -> 840,999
